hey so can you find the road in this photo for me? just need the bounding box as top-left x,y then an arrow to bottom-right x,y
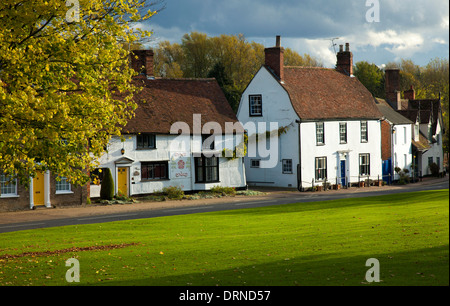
0,178 -> 448,233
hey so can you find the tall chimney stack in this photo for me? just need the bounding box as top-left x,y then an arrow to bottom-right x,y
404,85 -> 416,100
131,50 -> 154,77
264,36 -> 284,81
385,68 -> 401,109
336,43 -> 353,76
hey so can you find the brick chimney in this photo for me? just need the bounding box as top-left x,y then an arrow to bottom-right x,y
404,85 -> 416,100
336,43 -> 353,76
130,50 -> 154,77
385,68 -> 401,110
264,36 -> 284,81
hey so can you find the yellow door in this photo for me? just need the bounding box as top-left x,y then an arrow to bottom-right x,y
117,167 -> 128,197
33,171 -> 45,206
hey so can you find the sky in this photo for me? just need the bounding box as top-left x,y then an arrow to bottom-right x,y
139,0 -> 449,68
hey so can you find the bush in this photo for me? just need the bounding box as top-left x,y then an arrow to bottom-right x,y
210,186 -> 236,196
429,162 -> 440,177
100,168 -> 114,200
162,186 -> 184,200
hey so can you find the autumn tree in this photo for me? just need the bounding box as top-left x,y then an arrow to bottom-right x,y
153,32 -> 323,111
0,0 -> 162,186
353,61 -> 385,98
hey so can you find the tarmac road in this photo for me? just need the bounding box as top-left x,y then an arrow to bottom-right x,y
0,177 -> 448,233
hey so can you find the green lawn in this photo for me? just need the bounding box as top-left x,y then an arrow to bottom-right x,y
0,190 -> 448,286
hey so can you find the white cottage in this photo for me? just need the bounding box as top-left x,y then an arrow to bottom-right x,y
237,37 -> 383,190
383,69 -> 445,178
90,50 -> 246,198
376,98 -> 414,182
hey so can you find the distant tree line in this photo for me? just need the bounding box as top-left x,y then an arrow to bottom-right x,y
152,32 -> 323,111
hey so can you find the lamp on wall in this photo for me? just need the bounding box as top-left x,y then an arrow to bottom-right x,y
121,148 -> 125,155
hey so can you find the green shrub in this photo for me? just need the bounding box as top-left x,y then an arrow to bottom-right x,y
210,186 -> 236,196
162,186 -> 184,200
429,162 -> 440,177
100,168 -> 114,200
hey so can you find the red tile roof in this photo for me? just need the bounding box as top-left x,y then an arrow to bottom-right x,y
281,67 -> 383,121
123,77 -> 243,135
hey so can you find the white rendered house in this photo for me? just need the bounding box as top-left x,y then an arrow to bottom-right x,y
237,38 -> 383,190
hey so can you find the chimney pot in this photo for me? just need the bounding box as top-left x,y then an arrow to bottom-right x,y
336,43 -> 353,76
276,35 -> 281,47
130,49 -> 154,77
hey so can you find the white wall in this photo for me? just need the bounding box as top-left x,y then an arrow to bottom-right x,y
91,133 -> 246,197
420,120 -> 444,176
392,124 -> 413,180
300,120 -> 382,187
237,67 -> 300,188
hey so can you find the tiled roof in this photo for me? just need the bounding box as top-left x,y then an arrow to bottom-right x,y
412,132 -> 431,152
375,98 -> 413,125
397,109 -> 419,124
408,99 -> 441,134
122,77 -> 243,135
281,67 -> 383,121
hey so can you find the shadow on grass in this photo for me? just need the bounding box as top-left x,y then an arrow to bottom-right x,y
95,245 -> 449,286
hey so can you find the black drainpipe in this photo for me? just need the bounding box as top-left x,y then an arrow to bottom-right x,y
296,119 -> 302,191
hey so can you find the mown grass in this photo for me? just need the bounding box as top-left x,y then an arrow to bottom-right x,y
0,190 -> 448,286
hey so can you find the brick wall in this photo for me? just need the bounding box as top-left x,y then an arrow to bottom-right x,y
381,120 -> 392,161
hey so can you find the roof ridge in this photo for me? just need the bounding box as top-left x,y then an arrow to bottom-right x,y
154,77 -> 216,82
285,66 -> 331,70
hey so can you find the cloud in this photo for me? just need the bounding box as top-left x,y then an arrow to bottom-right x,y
145,0 -> 449,66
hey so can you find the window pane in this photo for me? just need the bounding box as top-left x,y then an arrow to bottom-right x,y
56,177 -> 70,192
137,134 -> 155,149
141,162 -> 168,180
315,157 -> 327,180
340,123 -> 347,143
359,154 -> 370,176
316,122 -> 324,144
1,174 -> 16,195
249,95 -> 262,116
361,121 -> 368,142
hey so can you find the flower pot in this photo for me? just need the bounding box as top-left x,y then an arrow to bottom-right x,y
358,181 -> 365,188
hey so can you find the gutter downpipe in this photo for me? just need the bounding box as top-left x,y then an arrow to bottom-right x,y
296,119 -> 302,191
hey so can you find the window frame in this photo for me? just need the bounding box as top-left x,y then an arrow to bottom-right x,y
249,95 -> 263,117
282,159 -> 293,174
202,134 -> 215,151
339,122 -> 347,144
195,156 -> 220,183
56,176 -> 72,194
0,174 -> 18,197
250,159 -> 261,168
359,153 -> 371,176
361,121 -> 368,143
141,161 -> 169,181
316,122 -> 325,145
136,134 -> 156,150
315,157 -> 327,181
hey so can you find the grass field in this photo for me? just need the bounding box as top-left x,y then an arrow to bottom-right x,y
0,190 -> 448,286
